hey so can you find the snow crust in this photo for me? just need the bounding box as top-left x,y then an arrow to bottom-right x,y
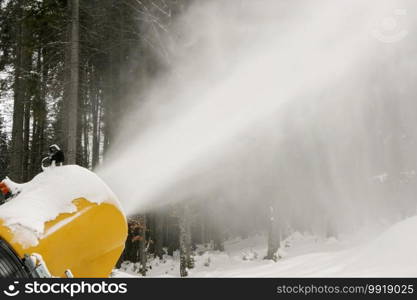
0,165 -> 122,248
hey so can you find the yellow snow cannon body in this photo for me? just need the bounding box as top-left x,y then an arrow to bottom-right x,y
0,165 -> 127,278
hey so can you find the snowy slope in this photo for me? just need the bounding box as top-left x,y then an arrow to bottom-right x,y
0,165 -> 122,247
114,216 -> 417,277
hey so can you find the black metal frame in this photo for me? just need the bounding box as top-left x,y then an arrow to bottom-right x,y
0,239 -> 32,278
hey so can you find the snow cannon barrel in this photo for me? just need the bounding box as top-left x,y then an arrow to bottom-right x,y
0,165 -> 127,278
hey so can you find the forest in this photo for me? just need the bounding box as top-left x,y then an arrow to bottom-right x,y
2,0 -> 417,278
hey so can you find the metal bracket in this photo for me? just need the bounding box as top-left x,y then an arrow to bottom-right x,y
23,254 -> 52,278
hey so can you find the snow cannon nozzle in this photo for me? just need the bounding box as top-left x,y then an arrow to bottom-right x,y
48,144 -> 60,152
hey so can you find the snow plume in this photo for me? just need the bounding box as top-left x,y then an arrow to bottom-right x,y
98,0 -> 417,235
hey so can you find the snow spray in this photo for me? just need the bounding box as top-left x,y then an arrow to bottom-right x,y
98,0 -> 417,233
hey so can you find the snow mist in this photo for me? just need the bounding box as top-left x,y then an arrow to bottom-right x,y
98,0 -> 417,235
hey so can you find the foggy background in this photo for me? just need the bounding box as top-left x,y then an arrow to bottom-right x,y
98,0 -> 417,238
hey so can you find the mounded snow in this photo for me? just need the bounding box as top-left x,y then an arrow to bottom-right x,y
114,216 -> 417,277
342,216 -> 417,276
0,165 -> 123,248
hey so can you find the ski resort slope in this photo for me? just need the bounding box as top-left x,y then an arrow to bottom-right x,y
115,216 -> 417,277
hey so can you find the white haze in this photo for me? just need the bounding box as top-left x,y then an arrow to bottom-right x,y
98,0 -> 417,235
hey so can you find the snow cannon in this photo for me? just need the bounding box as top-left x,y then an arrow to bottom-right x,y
0,165 -> 127,278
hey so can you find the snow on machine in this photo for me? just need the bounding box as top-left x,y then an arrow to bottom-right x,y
0,165 -> 127,278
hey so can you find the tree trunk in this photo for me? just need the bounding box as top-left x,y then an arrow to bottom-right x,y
30,47 -> 47,178
0,118 -> 9,180
265,205 -> 280,261
212,227 -> 225,251
10,1 -> 30,182
200,204 -> 208,246
212,206 -> 224,251
178,204 -> 193,277
166,211 -> 177,256
82,107 -> 89,167
102,60 -> 115,156
22,98 -> 31,180
138,215 -> 147,276
201,218 -> 206,246
64,0 -> 79,164
76,63 -> 88,168
179,208 -> 188,277
91,67 -> 100,168
154,212 -> 165,259
184,204 -> 194,269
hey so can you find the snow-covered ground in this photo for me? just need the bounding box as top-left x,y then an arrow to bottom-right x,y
113,216 -> 417,277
